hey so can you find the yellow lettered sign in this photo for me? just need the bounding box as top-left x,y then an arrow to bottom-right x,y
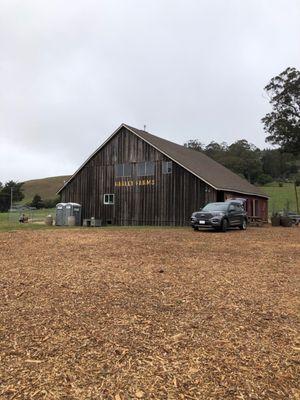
115,179 -> 155,187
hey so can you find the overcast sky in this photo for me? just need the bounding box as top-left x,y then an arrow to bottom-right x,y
0,0 -> 299,183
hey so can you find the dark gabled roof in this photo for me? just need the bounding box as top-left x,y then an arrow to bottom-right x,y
58,123 -> 268,198
124,125 -> 267,197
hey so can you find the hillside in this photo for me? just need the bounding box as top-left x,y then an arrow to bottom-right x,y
21,175 -> 71,203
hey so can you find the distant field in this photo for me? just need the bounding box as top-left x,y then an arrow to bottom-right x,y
21,175 -> 70,203
258,182 -> 299,214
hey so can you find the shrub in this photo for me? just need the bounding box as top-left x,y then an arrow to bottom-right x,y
30,194 -> 44,209
43,197 -> 60,208
257,174 -> 273,185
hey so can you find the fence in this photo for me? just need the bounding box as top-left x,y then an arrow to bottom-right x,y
8,206 -> 37,223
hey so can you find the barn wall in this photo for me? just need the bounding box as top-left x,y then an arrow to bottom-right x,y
61,127 -> 216,225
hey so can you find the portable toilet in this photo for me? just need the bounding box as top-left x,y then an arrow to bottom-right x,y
65,203 -> 82,226
55,203 -> 67,226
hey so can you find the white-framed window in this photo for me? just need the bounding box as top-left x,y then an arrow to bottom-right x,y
115,163 -> 131,177
162,161 -> 172,174
137,161 -> 155,176
104,194 -> 115,205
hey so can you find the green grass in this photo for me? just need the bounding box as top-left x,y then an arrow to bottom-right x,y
0,209 -> 188,233
0,208 -> 57,232
259,182 -> 300,214
21,175 -> 70,203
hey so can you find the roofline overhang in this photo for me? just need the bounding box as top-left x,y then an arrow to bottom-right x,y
57,123 -> 269,199
57,123 -> 125,194
219,189 -> 269,199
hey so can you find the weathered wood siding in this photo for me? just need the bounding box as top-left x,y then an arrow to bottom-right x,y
61,127 -> 216,225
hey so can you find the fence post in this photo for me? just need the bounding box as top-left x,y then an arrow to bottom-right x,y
295,182 -> 299,214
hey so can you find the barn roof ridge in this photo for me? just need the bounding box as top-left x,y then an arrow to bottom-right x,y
57,123 -> 268,198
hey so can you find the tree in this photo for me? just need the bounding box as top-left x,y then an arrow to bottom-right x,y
2,181 -> 24,202
184,139 -> 204,152
43,196 -> 60,208
261,149 -> 298,179
204,141 -> 228,162
224,140 -> 263,183
0,181 -> 24,212
30,194 -> 44,209
256,173 -> 273,185
0,189 -> 10,212
262,67 -> 300,155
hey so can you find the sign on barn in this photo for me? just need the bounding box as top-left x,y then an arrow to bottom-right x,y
115,179 -> 155,187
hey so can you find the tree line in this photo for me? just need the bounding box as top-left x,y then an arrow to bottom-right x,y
184,66 -> 300,185
184,139 -> 299,185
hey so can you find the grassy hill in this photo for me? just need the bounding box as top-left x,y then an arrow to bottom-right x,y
258,182 -> 300,214
21,175 -> 71,203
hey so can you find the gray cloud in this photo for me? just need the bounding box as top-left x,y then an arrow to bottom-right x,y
0,0 -> 299,182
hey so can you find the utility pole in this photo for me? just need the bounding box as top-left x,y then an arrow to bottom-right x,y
10,187 -> 13,211
295,181 -> 299,214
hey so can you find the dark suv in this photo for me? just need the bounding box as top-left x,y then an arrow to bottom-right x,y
191,201 -> 247,232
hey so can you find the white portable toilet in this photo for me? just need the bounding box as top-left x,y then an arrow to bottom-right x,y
55,203 -> 67,226
65,203 -> 82,226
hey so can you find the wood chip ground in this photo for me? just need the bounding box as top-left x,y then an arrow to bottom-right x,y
0,227 -> 299,399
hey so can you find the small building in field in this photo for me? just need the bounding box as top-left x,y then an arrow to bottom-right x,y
57,124 -> 268,225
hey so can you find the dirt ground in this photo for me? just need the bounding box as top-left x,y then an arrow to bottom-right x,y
0,226 -> 299,400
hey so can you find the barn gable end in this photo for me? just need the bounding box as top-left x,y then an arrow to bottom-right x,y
59,124 -> 268,225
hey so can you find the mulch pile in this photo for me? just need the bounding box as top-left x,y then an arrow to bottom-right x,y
0,227 -> 299,399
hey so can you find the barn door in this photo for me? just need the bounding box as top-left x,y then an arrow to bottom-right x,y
252,199 -> 259,217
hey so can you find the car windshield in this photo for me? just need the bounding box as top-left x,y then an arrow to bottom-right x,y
201,202 -> 229,212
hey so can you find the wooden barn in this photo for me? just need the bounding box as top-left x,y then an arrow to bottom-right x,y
57,124 -> 268,225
